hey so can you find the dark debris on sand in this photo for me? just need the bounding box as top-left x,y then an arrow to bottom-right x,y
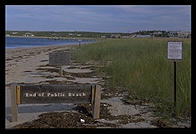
12,103 -> 117,128
12,101 -> 149,128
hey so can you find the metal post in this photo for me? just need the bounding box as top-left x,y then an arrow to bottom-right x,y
174,61 -> 176,107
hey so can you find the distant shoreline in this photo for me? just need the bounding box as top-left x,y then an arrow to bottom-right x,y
6,35 -> 98,40
5,44 -> 79,50
6,35 -> 52,39
6,36 -> 98,49
6,43 -> 78,50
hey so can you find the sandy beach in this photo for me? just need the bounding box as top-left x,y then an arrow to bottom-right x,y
5,44 -> 79,128
6,44 -> 110,128
6,44 -> 75,85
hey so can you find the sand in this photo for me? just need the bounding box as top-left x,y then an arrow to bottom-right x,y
5,44 -> 79,128
5,44 -> 108,128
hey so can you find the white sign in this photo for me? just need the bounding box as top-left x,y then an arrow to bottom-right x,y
168,42 -> 183,60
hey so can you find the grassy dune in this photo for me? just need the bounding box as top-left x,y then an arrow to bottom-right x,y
72,38 -> 191,118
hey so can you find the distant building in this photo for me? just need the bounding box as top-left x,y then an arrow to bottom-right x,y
110,34 -> 121,38
135,34 -> 151,38
101,36 -> 106,38
177,31 -> 191,38
12,32 -> 18,34
24,33 -> 34,37
168,31 -> 176,37
130,34 -> 136,38
122,36 -> 130,39
153,31 -> 162,35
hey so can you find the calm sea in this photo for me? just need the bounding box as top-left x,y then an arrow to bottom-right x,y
6,37 -> 96,49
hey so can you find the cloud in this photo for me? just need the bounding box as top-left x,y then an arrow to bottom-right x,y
6,5 -> 191,32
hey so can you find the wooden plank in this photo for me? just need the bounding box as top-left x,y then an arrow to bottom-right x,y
91,85 -> 95,104
10,85 -> 18,122
16,86 -> 21,104
92,85 -> 101,119
59,66 -> 63,76
19,84 -> 92,104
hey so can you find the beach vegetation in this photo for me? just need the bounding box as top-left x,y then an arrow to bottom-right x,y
71,38 -> 191,118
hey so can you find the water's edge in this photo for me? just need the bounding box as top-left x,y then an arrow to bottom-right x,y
6,37 -> 97,49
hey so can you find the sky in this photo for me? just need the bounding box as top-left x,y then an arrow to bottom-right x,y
6,5 -> 191,33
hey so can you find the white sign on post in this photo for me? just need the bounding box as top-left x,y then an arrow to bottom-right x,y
167,42 -> 183,60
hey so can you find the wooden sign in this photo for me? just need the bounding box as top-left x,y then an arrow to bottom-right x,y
10,84 -> 101,122
18,84 -> 92,104
49,50 -> 70,66
167,41 -> 183,60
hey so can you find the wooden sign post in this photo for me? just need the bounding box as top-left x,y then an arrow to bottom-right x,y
10,84 -> 18,122
49,50 -> 71,76
91,85 -> 101,119
59,66 -> 63,76
10,84 -> 101,122
167,41 -> 183,107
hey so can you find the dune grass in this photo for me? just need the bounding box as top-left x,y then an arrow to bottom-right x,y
71,38 -> 191,118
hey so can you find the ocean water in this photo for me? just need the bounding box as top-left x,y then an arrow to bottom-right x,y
5,37 -> 96,48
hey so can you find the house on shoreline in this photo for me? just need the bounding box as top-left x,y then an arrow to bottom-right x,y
24,33 -> 34,37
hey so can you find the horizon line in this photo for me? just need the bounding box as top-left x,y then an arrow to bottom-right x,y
6,29 -> 191,34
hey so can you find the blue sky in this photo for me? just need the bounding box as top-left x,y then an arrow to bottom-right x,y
6,5 -> 191,33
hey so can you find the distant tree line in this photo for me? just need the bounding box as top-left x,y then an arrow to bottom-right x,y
6,31 -> 130,38
6,30 -> 191,38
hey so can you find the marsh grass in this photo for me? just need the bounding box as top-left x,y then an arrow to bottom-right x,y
71,38 -> 191,117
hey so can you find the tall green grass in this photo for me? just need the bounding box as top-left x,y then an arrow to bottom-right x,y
71,38 -> 191,117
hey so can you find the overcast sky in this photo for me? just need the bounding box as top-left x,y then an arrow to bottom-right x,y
6,5 -> 191,33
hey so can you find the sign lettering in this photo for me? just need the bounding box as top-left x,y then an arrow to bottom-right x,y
168,42 -> 183,60
18,84 -> 92,104
10,84 -> 101,121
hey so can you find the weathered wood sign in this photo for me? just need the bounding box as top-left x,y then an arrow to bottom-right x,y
10,84 -> 101,122
18,84 -> 92,104
49,50 -> 70,66
167,41 -> 183,60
